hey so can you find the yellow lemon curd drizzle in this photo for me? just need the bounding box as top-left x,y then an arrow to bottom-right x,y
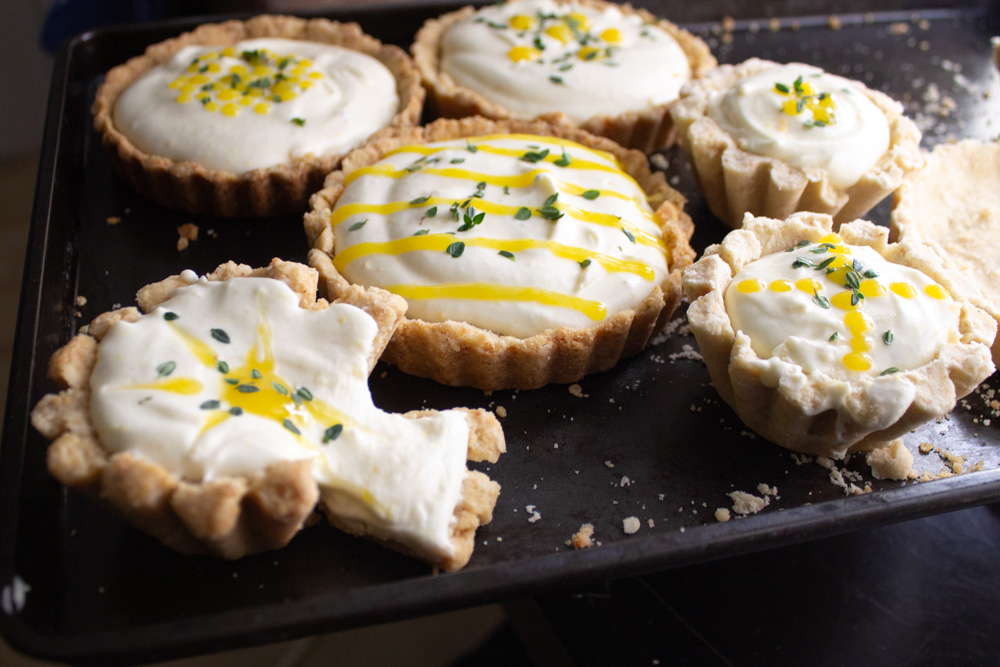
333,235 -> 655,281
384,133 -> 619,169
330,197 -> 664,252
125,377 -> 203,394
385,282 -> 607,321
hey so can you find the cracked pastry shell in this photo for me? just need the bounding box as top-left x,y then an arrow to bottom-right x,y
682,212 -> 996,459
92,15 -> 424,218
411,0 -> 716,153
30,259 -> 504,569
671,58 -> 924,229
304,116 -> 696,390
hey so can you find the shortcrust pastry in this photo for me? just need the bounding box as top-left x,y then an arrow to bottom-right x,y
682,212 -> 995,459
92,15 -> 424,217
891,139 -> 1000,366
411,0 -> 715,153
671,59 -> 923,228
30,260 -> 504,570
305,117 -> 695,390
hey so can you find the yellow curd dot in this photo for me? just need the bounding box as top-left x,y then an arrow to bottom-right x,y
810,106 -> 832,123
275,90 -> 298,102
818,95 -> 837,109
308,71 -> 323,79
567,12 -> 590,30
221,103 -> 239,117
795,278 -> 823,294
221,46 -> 236,57
272,80 -> 295,94
600,28 -> 622,43
843,351 -> 872,371
844,310 -> 871,335
851,337 -> 873,353
217,89 -> 240,101
818,233 -> 843,245
254,102 -> 271,114
204,101 -> 219,112
299,80 -> 314,90
168,75 -> 189,89
230,64 -> 248,76
298,59 -> 313,68
782,99 -> 802,115
290,66 -> 307,76
206,62 -> 222,73
890,282 -> 917,298
925,284 -> 949,300
773,83 -> 790,96
859,279 -> 886,298
240,95 -> 254,106
509,46 -> 542,62
179,82 -> 199,95
799,81 -> 816,96
769,280 -> 793,292
204,51 -> 218,60
578,45 -> 602,60
546,24 -> 573,44
175,93 -> 193,104
831,291 -> 860,310
186,63 -> 200,73
736,279 -> 765,293
509,14 -> 535,30
253,65 -> 273,76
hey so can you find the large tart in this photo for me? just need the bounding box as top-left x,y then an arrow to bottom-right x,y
682,212 -> 995,459
30,260 -> 504,570
304,117 -> 695,390
411,0 -> 715,153
92,15 -> 424,217
671,59 -> 923,228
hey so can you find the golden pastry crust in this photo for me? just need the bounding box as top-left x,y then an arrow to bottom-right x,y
92,15 -> 424,218
31,259 -> 505,568
304,116 -> 696,390
671,58 -> 924,229
411,0 -> 716,153
682,212 -> 996,459
890,138 -> 1000,366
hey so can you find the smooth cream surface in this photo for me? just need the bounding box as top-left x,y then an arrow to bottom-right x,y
330,133 -> 671,338
725,234 -> 961,380
708,63 -> 889,188
440,0 -> 691,123
89,276 -> 469,555
114,38 -> 399,173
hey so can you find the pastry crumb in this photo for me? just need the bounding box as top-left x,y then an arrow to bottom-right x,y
728,490 -> 769,515
495,405 -> 507,418
918,442 -> 934,454
106,216 -> 121,225
866,439 -> 914,480
525,505 -> 541,523
75,296 -> 87,307
568,383 -> 587,398
568,523 -> 595,549
889,22 -> 910,35
622,516 -> 640,534
715,508 -> 731,522
649,153 -> 668,171
827,15 -> 842,30
177,223 -> 199,251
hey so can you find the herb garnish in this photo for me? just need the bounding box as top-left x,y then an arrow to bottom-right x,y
296,387 -> 313,402
282,419 -> 301,435
829,332 -> 840,342
426,206 -> 438,218
515,207 -> 532,220
622,227 -> 636,243
323,423 -> 343,443
549,75 -> 565,85
554,149 -> 571,166
229,406 -> 243,416
164,312 -> 179,321
499,250 -> 516,260
236,384 -> 259,393
217,360 -> 229,374
408,196 -> 430,205
520,148 -> 550,163
813,291 -> 831,309
883,330 -> 894,345
880,367 -> 900,376
291,117 -> 306,127
582,190 -> 600,200
200,400 -> 220,410
156,361 -> 176,377
414,229 -> 430,236
579,258 -> 592,269
211,328 -> 230,344
250,369 -> 262,379
458,206 -> 486,232
446,241 -> 466,258
271,381 -> 288,396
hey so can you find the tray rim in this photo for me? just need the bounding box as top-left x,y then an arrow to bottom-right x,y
3,3 -> 1000,663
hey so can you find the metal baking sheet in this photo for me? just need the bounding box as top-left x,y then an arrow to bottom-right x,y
2,2 -> 999,663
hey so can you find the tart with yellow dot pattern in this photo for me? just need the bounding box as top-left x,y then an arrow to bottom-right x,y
92,15 -> 424,217
682,212 -> 996,459
305,117 -> 695,390
411,0 -> 715,153
671,59 -> 924,229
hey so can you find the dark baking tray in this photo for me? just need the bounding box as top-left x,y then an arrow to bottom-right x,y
2,1 -> 999,663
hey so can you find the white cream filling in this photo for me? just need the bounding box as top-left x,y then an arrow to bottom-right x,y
89,276 -> 469,556
114,38 -> 399,173
725,235 -> 961,381
329,134 -> 671,338
707,63 -> 889,188
440,0 -> 691,123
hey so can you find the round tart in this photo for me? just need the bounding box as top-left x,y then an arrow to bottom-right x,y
891,138 -> 1000,366
305,117 -> 695,390
682,212 -> 996,459
92,15 -> 424,218
411,0 -> 715,153
671,59 -> 923,228
30,260 -> 504,570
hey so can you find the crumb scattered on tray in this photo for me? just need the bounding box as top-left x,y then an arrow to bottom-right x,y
889,22 -> 910,35
177,223 -> 199,251
568,383 -> 587,398
622,516 -> 640,534
865,439 -> 914,480
827,15 -> 842,31
75,296 -> 87,307
495,405 -> 507,418
649,153 -> 668,171
715,508 -> 731,522
728,490 -> 769,516
567,523 -> 595,549
106,216 -> 121,225
668,344 -> 702,362
525,505 -> 541,523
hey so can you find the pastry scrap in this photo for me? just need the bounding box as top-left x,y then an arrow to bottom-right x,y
92,15 -> 424,217
671,59 -> 923,228
890,138 -> 1000,366
31,260 -> 504,570
682,212 -> 996,459
305,117 -> 695,390
412,0 -> 715,152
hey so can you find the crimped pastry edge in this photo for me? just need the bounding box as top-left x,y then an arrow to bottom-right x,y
681,212 -> 996,459
670,58 -> 924,229
30,259 -> 505,568
92,15 -> 425,218
304,116 -> 696,390
410,0 -> 716,153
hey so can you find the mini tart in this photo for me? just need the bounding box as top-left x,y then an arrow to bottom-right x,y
891,139 -> 1000,366
92,15 -> 424,218
682,212 -> 996,459
30,259 -> 504,570
411,0 -> 715,153
671,58 -> 923,229
305,117 -> 695,390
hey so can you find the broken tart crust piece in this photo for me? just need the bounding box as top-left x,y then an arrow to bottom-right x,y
92,15 -> 424,218
671,58 -> 923,229
682,212 -> 996,459
31,259 -> 504,571
890,138 -> 1000,366
304,116 -> 695,390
